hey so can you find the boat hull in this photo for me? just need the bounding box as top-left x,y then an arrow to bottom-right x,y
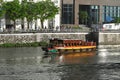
55,46 -> 96,53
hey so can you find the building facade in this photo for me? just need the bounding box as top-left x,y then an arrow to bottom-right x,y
1,0 -> 120,31
61,0 -> 120,27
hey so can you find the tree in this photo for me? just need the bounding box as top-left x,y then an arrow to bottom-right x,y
3,0 -> 21,30
0,0 -> 4,17
25,2 -> 37,30
20,0 -> 28,30
33,2 -> 40,30
79,11 -> 88,24
0,4 -> 4,17
20,1 -> 39,30
1,0 -> 59,31
0,0 -> 5,29
37,0 -> 59,28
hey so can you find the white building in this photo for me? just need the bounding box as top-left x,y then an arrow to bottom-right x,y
0,0 -> 61,32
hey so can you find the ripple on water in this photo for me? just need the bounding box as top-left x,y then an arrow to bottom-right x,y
0,62 -> 120,80
0,48 -> 120,80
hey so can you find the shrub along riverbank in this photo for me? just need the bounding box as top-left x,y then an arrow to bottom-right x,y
0,41 -> 48,48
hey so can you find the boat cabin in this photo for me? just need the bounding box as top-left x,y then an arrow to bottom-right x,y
49,38 -> 96,47
42,38 -> 96,54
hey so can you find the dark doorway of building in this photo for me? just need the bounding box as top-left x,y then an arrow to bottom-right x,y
79,5 -> 90,26
79,5 -> 99,28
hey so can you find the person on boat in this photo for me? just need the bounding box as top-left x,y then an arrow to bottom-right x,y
46,44 -> 59,54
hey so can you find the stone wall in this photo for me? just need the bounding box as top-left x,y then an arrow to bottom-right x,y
0,33 -> 87,44
99,33 -> 120,45
1,32 -> 120,46
0,33 -> 36,44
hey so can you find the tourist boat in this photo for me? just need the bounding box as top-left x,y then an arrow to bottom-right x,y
42,38 -> 96,54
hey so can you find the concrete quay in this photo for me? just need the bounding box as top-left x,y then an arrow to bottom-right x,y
0,32 -> 120,48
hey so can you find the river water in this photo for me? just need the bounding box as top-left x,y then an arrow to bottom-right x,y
0,47 -> 120,80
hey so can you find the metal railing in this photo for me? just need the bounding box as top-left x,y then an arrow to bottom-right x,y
0,28 -> 120,34
0,29 -> 91,33
99,29 -> 120,33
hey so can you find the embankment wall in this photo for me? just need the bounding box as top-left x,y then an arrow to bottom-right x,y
99,32 -> 120,48
0,33 -> 87,44
0,33 -> 120,48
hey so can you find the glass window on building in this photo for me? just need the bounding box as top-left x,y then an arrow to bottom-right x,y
90,5 -> 99,24
62,4 -> 74,24
117,7 -> 120,17
103,5 -> 120,23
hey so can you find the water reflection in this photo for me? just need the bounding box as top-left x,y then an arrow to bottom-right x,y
40,51 -> 97,65
0,47 -> 120,80
0,47 -> 97,65
98,49 -> 120,63
58,51 -> 96,64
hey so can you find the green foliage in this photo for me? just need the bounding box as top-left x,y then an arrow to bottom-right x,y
39,41 -> 48,46
0,0 -> 3,3
73,26 -> 82,29
37,0 -> 59,28
0,43 -> 16,47
0,0 -> 5,18
79,11 -> 88,24
25,2 -> 35,22
0,5 -> 4,18
3,0 -> 21,29
0,0 -> 59,29
0,41 -> 48,47
20,0 -> 27,19
113,17 -> 120,24
3,0 -> 21,19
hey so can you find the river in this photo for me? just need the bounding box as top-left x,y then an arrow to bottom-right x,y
0,47 -> 120,80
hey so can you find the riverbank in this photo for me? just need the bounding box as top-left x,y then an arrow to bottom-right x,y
0,33 -> 87,44
0,41 -> 48,48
